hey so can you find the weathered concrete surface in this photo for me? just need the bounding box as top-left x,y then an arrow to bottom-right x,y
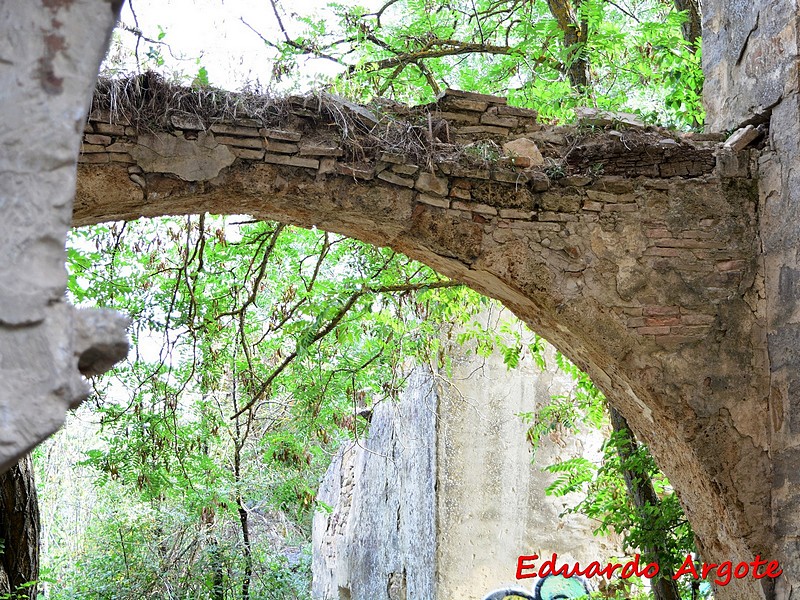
313,368 -> 437,600
73,88 -> 770,598
313,343 -> 617,600
702,0 -> 798,132
0,2 -> 128,472
436,321 -> 617,598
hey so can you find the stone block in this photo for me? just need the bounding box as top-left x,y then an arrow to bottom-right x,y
576,107 -> 645,129
715,148 -> 751,178
441,97 -> 489,112
502,138 -> 544,167
105,142 -> 137,153
261,128 -> 303,142
541,193 -> 581,213
454,125 -> 509,136
449,187 -> 471,200
318,158 -> 337,175
300,145 -> 343,157
492,169 -> 529,184
213,136 -> 265,150
392,163 -> 419,176
716,259 -> 747,271
539,212 -> 578,222
529,172 -> 551,191
264,140 -> 299,153
379,151 -> 406,164
499,209 -> 534,220
452,201 -> 497,215
724,125 -> 761,151
232,148 -> 266,160
108,153 -> 135,164
210,123 -> 261,137
417,193 -> 450,208
170,113 -> 205,130
496,105 -> 538,119
80,143 -> 106,153
481,111 -> 518,128
336,164 -> 375,180
84,134 -> 111,146
415,172 -> 449,196
562,175 -> 592,187
263,153 -> 319,169
91,122 -> 126,136
439,88 -> 507,104
583,201 -> 603,211
128,173 -> 146,188
378,171 -> 415,188
603,203 -> 638,212
434,111 -> 480,124
78,153 -> 110,164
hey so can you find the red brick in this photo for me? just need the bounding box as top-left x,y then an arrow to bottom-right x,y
645,316 -> 681,327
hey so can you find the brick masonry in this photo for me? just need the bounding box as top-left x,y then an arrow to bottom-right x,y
75,86 -> 768,600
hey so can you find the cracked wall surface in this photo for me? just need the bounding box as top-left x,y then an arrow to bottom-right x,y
313,346 -> 618,600
704,0 -> 800,597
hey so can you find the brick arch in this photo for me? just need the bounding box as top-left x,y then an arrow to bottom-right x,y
75,89 -> 769,599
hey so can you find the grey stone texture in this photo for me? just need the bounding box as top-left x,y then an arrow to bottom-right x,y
313,368 -> 437,600
0,2 -> 128,472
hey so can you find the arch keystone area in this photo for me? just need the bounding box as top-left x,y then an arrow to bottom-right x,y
71,76 -> 773,599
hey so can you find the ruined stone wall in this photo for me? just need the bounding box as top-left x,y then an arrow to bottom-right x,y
313,326 -> 620,600
73,81 -> 770,598
313,368 -> 437,600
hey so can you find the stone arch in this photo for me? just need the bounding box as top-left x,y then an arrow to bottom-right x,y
74,85 -> 769,599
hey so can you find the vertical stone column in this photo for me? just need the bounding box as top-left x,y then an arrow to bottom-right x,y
704,1 -> 800,597
0,1 -> 128,471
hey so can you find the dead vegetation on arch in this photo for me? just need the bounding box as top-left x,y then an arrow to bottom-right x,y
89,73 -> 715,181
90,72 -> 477,167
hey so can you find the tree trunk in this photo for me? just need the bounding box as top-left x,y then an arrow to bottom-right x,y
546,0 -> 590,89
0,455 -> 40,600
609,407 -> 681,600
673,0 -> 701,46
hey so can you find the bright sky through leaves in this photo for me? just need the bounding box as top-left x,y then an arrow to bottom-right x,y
115,0 -> 378,90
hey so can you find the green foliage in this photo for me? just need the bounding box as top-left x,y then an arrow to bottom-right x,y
49,215 -> 488,597
269,0 -> 704,128
531,352 -> 702,598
